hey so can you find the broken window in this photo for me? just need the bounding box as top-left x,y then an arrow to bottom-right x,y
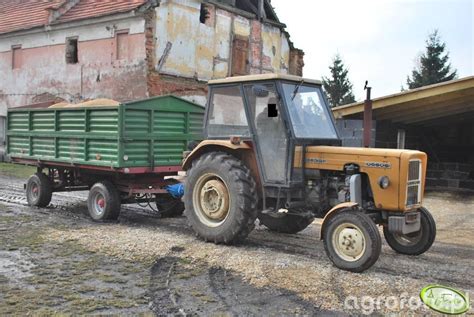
231,36 -> 249,76
116,30 -> 129,60
200,3 -> 210,24
12,45 -> 22,69
65,38 -> 78,64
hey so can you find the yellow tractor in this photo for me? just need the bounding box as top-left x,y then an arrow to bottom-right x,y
182,74 -> 436,272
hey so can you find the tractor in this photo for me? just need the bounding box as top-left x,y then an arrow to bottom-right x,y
182,74 -> 436,272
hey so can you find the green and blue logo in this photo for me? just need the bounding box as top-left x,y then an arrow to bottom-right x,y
420,285 -> 470,315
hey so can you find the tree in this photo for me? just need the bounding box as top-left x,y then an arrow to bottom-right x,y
407,30 -> 457,89
322,55 -> 356,108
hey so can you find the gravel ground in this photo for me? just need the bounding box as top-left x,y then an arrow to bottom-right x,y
0,172 -> 473,315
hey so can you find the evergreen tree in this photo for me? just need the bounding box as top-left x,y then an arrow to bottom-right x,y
407,30 -> 457,89
322,55 -> 356,108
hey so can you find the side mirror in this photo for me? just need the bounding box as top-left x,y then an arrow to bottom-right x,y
268,103 -> 278,117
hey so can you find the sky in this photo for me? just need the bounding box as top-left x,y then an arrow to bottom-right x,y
272,0 -> 473,100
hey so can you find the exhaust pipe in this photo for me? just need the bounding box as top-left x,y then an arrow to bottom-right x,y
363,81 -> 372,148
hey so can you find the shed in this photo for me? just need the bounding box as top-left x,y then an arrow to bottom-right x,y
332,76 -> 474,190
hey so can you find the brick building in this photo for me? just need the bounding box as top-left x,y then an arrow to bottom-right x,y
0,0 -> 304,127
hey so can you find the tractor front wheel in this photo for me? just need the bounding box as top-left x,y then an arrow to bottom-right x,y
323,210 -> 381,273
184,152 -> 258,244
383,207 -> 436,255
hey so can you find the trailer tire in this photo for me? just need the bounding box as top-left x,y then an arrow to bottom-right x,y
383,207 -> 436,255
26,173 -> 53,207
184,152 -> 258,244
155,195 -> 184,218
323,210 -> 381,273
87,181 -> 121,221
258,213 -> 314,234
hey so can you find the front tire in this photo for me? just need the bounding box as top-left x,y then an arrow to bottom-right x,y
184,152 -> 258,244
258,213 -> 314,234
26,172 -> 53,207
323,211 -> 381,273
383,207 -> 436,255
87,181 -> 121,221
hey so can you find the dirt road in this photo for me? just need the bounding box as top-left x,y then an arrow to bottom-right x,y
0,172 -> 472,315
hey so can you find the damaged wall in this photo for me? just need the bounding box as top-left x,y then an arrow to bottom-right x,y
148,0 -> 303,104
0,15 -> 148,113
0,0 -> 304,113
154,0 -> 296,79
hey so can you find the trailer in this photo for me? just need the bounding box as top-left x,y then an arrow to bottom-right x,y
6,95 -> 204,219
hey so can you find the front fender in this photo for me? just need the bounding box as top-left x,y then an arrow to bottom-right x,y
320,202 -> 359,240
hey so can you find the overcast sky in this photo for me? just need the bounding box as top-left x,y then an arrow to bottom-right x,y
272,0 -> 473,100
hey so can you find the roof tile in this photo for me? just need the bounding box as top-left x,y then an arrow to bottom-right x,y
0,0 -> 147,35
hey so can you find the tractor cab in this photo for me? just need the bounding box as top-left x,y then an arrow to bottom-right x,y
205,74 -> 340,188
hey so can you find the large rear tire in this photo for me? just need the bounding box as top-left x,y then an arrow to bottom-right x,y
383,207 -> 436,255
258,213 -> 314,234
184,152 -> 258,244
323,211 -> 381,273
26,172 -> 53,207
87,181 -> 121,221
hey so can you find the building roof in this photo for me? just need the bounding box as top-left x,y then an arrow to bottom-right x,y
209,73 -> 322,85
332,76 -> 474,127
54,0 -> 148,24
0,0 -> 148,35
0,0 -> 62,35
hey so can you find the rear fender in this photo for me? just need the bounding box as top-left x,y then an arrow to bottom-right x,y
182,140 -> 252,170
320,202 -> 359,240
182,140 -> 262,196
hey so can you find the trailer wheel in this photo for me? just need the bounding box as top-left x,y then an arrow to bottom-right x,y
383,207 -> 436,255
155,195 -> 184,218
26,173 -> 53,207
323,211 -> 381,273
184,152 -> 258,244
87,181 -> 121,221
258,213 -> 314,234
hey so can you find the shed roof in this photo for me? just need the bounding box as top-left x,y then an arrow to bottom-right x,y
209,73 -> 322,85
332,76 -> 474,127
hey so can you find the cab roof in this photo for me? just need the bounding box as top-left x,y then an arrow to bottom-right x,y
208,74 -> 322,86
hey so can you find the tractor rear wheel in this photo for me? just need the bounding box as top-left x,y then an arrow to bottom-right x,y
184,152 -> 258,244
26,172 -> 53,207
258,213 -> 314,234
383,207 -> 436,255
323,210 -> 381,273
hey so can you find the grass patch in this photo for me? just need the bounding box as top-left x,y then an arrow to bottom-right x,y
0,162 -> 36,179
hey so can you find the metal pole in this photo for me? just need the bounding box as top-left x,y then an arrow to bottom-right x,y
363,81 -> 372,148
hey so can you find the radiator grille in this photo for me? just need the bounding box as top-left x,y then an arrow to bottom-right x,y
406,160 -> 422,206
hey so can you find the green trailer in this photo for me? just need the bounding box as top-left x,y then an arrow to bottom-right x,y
7,95 -> 204,220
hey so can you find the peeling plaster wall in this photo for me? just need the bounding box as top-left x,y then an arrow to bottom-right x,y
154,0 -> 292,81
0,16 -> 148,113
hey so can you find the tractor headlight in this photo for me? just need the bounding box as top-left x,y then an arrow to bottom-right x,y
379,176 -> 390,189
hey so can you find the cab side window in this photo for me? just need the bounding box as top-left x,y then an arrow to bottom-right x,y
207,86 -> 250,137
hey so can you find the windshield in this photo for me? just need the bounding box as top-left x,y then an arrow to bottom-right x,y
282,83 -> 338,139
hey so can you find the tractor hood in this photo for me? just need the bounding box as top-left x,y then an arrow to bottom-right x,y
298,146 -> 427,211
306,146 -> 423,158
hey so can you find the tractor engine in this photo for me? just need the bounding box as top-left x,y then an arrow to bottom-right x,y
304,170 -> 348,217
